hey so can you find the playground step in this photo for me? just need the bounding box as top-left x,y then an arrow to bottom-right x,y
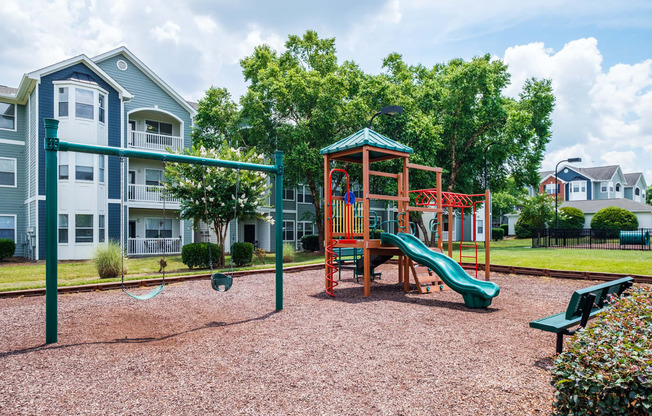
416,275 -> 443,284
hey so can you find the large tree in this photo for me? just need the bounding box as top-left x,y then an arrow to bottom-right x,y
239,31 -> 370,250
164,144 -> 270,267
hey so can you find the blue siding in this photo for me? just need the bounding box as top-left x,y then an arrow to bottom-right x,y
108,203 -> 120,241
108,156 -> 121,200
38,62 -> 121,196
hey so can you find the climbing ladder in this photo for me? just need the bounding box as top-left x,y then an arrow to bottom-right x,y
406,251 -> 448,294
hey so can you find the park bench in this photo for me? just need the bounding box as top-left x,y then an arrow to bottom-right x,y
529,277 -> 634,354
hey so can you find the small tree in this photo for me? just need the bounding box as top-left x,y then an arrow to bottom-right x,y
590,206 -> 638,231
165,144 -> 270,267
557,206 -> 585,229
646,185 -> 652,205
517,194 -> 555,231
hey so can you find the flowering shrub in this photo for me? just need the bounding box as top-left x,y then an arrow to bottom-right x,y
551,284 -> 652,415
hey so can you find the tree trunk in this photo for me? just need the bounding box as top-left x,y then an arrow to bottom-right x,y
415,216 -> 429,245
306,174 -> 325,252
213,220 -> 226,268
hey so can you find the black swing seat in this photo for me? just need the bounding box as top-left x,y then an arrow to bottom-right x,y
211,273 -> 233,292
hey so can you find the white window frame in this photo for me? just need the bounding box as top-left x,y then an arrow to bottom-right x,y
0,102 -> 17,132
145,119 -> 173,136
282,220 -> 295,242
98,156 -> 105,183
297,221 -> 314,240
0,214 -> 17,242
98,93 -> 106,124
601,182 -> 607,193
0,157 -> 17,188
53,81 -> 109,123
544,183 -> 556,194
145,168 -> 165,186
296,185 -> 314,204
56,87 -> 69,118
635,187 -> 640,196
477,219 -> 484,235
615,183 -> 621,193
58,214 -> 69,244
99,214 -> 105,243
282,188 -> 295,201
145,217 -> 173,238
75,153 -> 94,181
75,214 -> 94,244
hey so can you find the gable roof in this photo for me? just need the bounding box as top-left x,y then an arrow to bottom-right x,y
27,54 -> 132,100
320,127 -> 413,161
624,172 -> 642,186
561,198 -> 652,213
0,85 -> 18,96
92,46 -> 196,116
577,165 -> 618,181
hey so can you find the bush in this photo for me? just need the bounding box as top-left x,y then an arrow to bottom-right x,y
499,224 -> 509,236
300,234 -> 319,252
514,217 -> 533,238
0,239 -> 16,261
372,229 -> 384,239
231,242 -> 254,266
282,243 -> 295,263
181,242 -> 220,269
558,206 -> 585,229
491,228 -> 504,241
93,242 -> 127,278
590,206 -> 638,231
551,285 -> 651,415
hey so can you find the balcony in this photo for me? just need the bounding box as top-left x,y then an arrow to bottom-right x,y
127,238 -> 182,256
128,184 -> 180,207
128,131 -> 184,153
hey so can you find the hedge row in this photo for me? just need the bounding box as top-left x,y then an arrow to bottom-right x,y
181,242 -> 220,269
551,284 -> 651,415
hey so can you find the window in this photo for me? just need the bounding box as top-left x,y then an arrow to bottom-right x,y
0,157 -> 16,187
0,216 -> 15,241
98,156 -> 105,183
282,188 -> 294,201
75,154 -> 94,181
609,182 -> 614,192
0,103 -> 16,130
477,220 -> 483,234
58,87 -> 69,117
297,222 -> 313,240
615,183 -> 621,192
145,169 -> 165,186
297,185 -> 314,204
58,214 -> 68,243
75,88 -> 94,119
145,120 -> 173,136
635,188 -> 641,196
601,182 -> 607,192
99,215 -> 105,243
573,183 -> 580,192
443,218 -> 449,232
59,152 -> 69,180
145,218 -> 172,238
98,94 -> 106,123
282,221 -> 294,241
75,214 -> 93,243
544,183 -> 557,194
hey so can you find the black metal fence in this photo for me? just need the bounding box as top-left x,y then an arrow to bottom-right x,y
532,228 -> 652,251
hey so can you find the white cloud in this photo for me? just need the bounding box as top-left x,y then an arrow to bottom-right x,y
150,21 -> 181,45
503,38 -> 652,181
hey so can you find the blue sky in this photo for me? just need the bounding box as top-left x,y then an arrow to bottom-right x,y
1,0 -> 651,182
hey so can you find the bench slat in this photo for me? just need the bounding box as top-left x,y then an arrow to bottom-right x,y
565,277 -> 633,320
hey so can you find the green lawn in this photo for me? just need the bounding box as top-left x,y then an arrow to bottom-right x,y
0,252 -> 324,292
2,238 -> 651,292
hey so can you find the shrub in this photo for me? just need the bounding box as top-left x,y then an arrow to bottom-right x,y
514,217 -> 533,239
300,234 -> 319,252
558,206 -> 585,229
0,239 -> 16,261
254,248 -> 266,264
181,242 -> 220,269
491,228 -> 504,241
551,285 -> 651,415
231,242 -> 254,266
590,206 -> 638,231
282,243 -> 295,263
93,242 -> 127,278
372,229 -> 384,239
499,224 -> 509,236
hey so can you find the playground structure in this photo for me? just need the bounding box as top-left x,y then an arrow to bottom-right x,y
42,119 -> 285,344
321,128 -> 499,308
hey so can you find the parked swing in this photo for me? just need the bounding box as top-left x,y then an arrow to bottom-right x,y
118,157 -> 166,300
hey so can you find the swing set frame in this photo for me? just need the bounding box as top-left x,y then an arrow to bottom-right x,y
43,118 -> 285,344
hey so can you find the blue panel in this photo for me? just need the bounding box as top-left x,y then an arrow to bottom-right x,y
38,199 -> 46,260
556,169 -> 589,183
108,155 -> 120,199
586,179 -> 592,200
108,203 -> 121,241
39,62 -> 121,195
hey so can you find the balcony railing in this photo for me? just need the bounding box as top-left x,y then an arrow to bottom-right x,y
128,184 -> 180,205
128,131 -> 184,152
127,238 -> 182,256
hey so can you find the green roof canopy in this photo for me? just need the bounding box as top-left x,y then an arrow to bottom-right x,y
320,128 -> 413,162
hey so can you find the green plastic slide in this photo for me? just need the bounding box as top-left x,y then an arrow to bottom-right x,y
380,232 -> 500,308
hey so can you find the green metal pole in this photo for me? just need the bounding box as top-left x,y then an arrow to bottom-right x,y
274,150 -> 284,311
44,118 -> 60,344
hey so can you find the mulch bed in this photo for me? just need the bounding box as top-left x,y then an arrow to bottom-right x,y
0,266 -> 599,415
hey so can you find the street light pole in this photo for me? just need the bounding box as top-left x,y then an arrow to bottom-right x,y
368,105 -> 404,129
555,157 -> 582,228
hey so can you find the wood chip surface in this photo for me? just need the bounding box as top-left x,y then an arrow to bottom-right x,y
0,266 -> 596,415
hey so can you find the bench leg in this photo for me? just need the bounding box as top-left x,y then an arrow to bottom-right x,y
556,332 -> 564,354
